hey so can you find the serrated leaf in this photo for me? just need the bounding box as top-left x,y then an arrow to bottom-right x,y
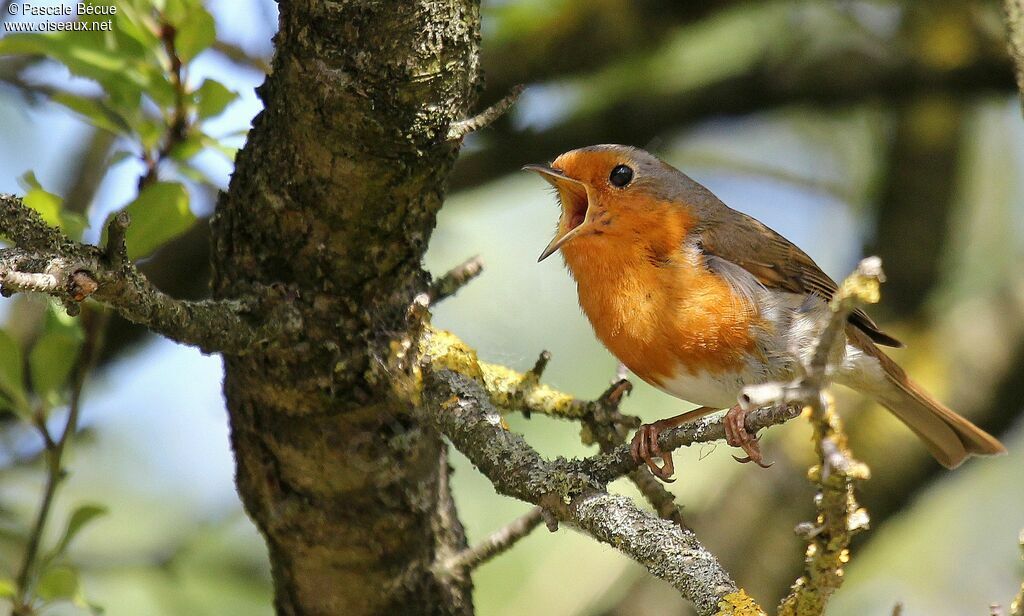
173,6 -> 216,62
193,79 -> 237,119
36,566 -> 79,602
122,181 -> 195,259
0,329 -> 29,418
29,308 -> 84,404
45,504 -> 108,563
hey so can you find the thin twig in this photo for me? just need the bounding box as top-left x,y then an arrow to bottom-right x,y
1,194 -> 297,354
139,21 -> 190,191
774,258 -> 880,616
446,85 -> 524,141
427,256 -> 484,304
104,211 -> 130,269
439,507 -> 544,574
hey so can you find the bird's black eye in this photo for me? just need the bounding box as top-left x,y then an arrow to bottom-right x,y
609,164 -> 633,188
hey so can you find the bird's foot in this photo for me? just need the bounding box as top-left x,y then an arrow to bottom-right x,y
630,419 -> 677,482
724,405 -> 773,468
629,406 -> 717,482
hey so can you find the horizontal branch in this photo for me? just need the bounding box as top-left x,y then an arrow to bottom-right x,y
0,194 -> 297,354
419,367 -> 761,616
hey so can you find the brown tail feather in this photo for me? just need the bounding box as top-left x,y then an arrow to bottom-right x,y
869,350 -> 1006,469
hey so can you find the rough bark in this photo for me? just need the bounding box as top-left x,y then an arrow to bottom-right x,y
207,1 -> 481,614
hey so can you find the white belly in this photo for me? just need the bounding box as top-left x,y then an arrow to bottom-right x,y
656,366 -> 754,409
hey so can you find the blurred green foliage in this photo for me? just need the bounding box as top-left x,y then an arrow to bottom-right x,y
0,0 -> 240,612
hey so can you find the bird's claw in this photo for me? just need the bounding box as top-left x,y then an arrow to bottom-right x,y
630,422 -> 676,482
724,405 -> 773,468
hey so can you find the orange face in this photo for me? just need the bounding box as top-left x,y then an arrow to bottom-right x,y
525,147 -> 692,264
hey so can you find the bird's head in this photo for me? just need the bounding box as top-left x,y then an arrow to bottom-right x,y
524,145 -> 694,262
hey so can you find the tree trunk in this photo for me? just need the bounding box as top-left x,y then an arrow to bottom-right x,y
209,1 -> 481,613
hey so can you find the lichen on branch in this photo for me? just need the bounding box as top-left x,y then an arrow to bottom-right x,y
0,193 -> 294,354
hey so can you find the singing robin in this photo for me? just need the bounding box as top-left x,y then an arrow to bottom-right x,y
525,144 -> 1005,480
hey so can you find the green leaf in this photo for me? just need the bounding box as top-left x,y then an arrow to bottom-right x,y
114,1 -> 161,51
36,566 -> 79,602
135,117 -> 165,152
0,32 -> 149,109
17,173 -> 87,239
193,79 -> 237,119
176,162 -> 212,185
168,132 -> 204,162
122,181 -> 195,259
17,170 -> 43,191
108,150 -> 138,166
22,188 -> 63,229
173,6 -> 216,62
29,308 -> 85,405
0,577 -> 15,599
200,134 -> 238,162
45,504 -> 108,563
0,329 -> 29,418
51,93 -> 133,137
60,212 -> 89,242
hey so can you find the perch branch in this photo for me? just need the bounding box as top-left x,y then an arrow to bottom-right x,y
0,194 -> 296,354
418,367 -> 762,616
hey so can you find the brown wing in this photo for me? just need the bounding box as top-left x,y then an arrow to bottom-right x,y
695,207 -> 903,348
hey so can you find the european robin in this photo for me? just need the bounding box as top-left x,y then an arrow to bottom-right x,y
525,144 -> 1005,480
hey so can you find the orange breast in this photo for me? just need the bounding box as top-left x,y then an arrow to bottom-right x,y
562,227 -> 758,388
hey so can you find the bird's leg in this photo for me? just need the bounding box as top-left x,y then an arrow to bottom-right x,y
630,406 -> 719,482
724,404 -> 773,468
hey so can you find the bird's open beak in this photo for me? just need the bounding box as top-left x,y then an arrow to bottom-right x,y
522,164 -> 592,262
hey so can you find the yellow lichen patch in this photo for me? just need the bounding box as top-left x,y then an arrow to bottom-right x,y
419,325 -> 484,380
480,360 -> 584,418
833,270 -> 880,309
414,326 -> 589,420
715,589 -> 767,616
